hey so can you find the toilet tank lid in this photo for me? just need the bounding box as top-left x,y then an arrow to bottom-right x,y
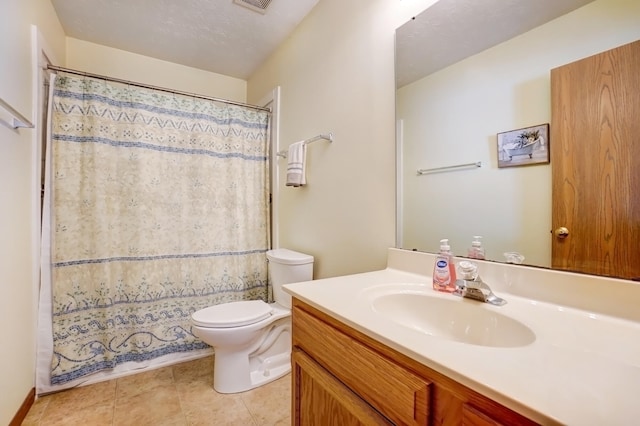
266,248 -> 314,265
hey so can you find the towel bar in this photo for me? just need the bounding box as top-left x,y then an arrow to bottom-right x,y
0,97 -> 33,129
276,133 -> 333,158
417,161 -> 481,175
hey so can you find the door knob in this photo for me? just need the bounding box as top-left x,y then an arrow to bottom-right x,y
554,227 -> 569,238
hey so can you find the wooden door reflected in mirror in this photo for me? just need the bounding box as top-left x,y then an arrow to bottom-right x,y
551,39 -> 640,280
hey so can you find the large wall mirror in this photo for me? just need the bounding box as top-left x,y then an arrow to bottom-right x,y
395,0 -> 640,279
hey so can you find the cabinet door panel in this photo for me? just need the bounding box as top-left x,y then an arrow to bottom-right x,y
293,306 -> 431,425
462,404 -> 505,426
292,348 -> 392,426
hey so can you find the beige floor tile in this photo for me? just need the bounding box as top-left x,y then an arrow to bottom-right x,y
116,365 -> 175,400
42,380 -> 116,420
21,395 -> 51,426
179,385 -> 257,426
115,412 -> 187,426
175,379 -> 217,402
23,357 -> 290,426
241,374 -> 291,426
113,383 -> 186,426
47,379 -> 116,407
39,401 -> 114,426
172,355 -> 215,385
273,415 -> 291,425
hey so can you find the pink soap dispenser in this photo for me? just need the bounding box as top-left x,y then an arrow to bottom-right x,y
432,239 -> 457,293
468,236 -> 486,260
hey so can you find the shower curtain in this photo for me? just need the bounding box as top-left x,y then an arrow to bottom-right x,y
37,72 -> 270,390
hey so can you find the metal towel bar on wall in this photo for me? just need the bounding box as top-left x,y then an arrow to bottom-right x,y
276,133 -> 333,158
0,96 -> 33,129
417,161 -> 482,175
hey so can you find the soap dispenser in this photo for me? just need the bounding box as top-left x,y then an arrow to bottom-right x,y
432,239 -> 457,293
468,236 -> 486,260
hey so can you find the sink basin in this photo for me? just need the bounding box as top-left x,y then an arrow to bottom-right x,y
370,290 -> 535,348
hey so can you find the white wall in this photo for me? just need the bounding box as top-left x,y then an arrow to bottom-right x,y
66,38 -> 247,102
247,0 -> 436,279
0,0 -> 65,423
397,0 -> 640,267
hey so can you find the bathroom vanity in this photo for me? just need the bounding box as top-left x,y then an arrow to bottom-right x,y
291,299 -> 535,425
284,248 -> 640,425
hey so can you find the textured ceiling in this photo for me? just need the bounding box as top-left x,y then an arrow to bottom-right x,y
51,0 -> 320,80
52,0 -> 597,84
396,0 -> 597,88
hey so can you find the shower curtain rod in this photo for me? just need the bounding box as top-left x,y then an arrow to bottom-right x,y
46,65 -> 271,113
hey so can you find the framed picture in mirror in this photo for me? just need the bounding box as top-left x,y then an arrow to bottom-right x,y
497,123 -> 550,168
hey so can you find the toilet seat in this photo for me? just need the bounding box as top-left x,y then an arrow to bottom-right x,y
192,300 -> 272,328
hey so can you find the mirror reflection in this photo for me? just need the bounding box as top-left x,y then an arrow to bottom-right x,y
395,0 -> 640,278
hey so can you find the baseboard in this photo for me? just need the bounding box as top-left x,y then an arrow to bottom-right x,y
9,387 -> 35,426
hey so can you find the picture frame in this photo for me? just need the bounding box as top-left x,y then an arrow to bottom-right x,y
497,123 -> 550,168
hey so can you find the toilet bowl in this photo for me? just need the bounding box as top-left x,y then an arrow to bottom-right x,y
191,248 -> 313,393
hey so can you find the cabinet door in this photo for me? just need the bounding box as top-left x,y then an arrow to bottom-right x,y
462,404 -> 506,426
293,305 -> 431,424
292,348 -> 392,426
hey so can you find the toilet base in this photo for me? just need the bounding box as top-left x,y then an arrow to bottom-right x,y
248,351 -> 291,388
212,319 -> 291,393
213,348 -> 291,394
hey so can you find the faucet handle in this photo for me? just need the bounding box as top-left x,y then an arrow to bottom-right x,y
457,261 -> 478,280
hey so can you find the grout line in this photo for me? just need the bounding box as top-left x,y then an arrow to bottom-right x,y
171,363 -> 191,425
111,378 -> 118,426
23,394 -> 50,425
239,396 -> 261,426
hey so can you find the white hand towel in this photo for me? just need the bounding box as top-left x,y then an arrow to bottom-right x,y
286,141 -> 307,187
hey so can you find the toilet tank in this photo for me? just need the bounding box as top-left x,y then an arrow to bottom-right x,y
266,248 -> 314,309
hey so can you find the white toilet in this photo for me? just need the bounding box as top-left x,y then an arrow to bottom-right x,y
191,248 -> 314,393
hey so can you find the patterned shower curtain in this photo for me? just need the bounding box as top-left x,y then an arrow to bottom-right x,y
47,72 -> 270,385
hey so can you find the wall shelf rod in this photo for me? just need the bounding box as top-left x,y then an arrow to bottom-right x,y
0,96 -> 33,129
276,132 -> 333,158
417,161 -> 481,175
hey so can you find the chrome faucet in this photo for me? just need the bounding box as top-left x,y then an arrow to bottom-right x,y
454,261 -> 506,306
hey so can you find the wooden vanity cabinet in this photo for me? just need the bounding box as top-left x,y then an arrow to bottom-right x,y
291,298 -> 538,426
292,349 -> 392,425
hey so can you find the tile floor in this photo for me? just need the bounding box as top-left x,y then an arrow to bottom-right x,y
21,356 -> 291,426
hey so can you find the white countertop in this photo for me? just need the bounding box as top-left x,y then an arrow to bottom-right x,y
283,249 -> 640,425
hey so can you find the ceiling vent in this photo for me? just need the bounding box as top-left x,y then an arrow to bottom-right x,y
233,0 -> 272,14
